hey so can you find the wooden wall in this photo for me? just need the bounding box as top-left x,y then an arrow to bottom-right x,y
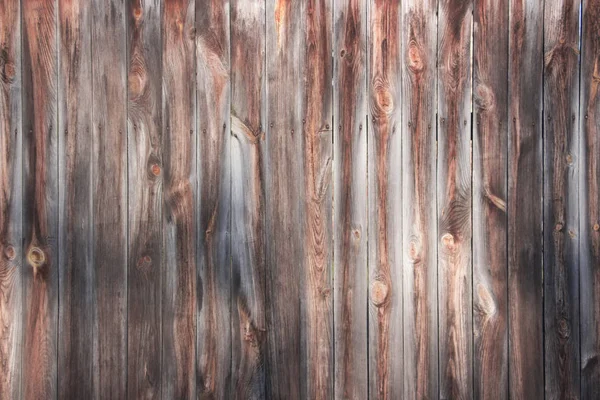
0,0 -> 599,398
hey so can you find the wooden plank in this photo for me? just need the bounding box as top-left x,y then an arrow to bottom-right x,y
334,0 -> 368,398
0,0 -> 23,397
196,0 -> 231,397
21,0 -> 59,397
580,0 -> 600,396
472,0 -> 509,397
127,0 -> 162,398
401,0 -> 438,398
57,0 -> 95,397
367,0 -> 402,398
543,0 -> 581,398
230,1 -> 267,398
507,0 -> 544,397
161,0 -> 197,398
91,0 -> 128,397
437,0 -> 473,398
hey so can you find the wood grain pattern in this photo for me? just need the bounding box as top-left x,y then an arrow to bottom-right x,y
161,0 -> 197,398
401,0 -> 438,398
57,0 -> 95,397
437,0 -> 473,397
91,0 -> 128,397
22,0 -> 59,397
543,0 -> 581,398
472,0 -> 509,398
127,0 -> 162,397
508,0 -> 544,397
196,0 -> 231,398
230,1 -> 267,398
334,0 -> 368,398
368,0 -> 402,398
0,0 -> 22,397
580,0 -> 600,397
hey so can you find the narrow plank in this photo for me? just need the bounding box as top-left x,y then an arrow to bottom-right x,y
367,0 -> 402,398
230,1 -> 267,398
0,0 -> 23,397
401,0 -> 438,398
161,0 -> 197,398
507,0 -> 544,397
334,0 -> 368,398
472,0 -> 509,397
196,0 -> 232,397
91,0 -> 128,396
437,0 -> 473,397
57,0 -> 95,397
543,0 -> 581,398
22,0 -> 59,397
127,0 -> 162,398
580,0 -> 600,396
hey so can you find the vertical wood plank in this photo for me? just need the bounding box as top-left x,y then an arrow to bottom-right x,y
334,0 -> 368,398
127,0 -> 162,398
22,0 -> 59,397
91,0 -> 128,396
196,0 -> 231,397
367,0 -> 402,398
437,0 -> 473,397
401,0 -> 438,398
472,0 -> 509,397
580,0 -> 600,396
230,0 -> 267,398
161,0 -> 197,398
57,0 -> 95,397
543,0 -> 581,398
508,0 -> 544,397
0,0 -> 22,397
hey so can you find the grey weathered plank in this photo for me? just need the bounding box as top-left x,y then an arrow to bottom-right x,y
57,0 -> 96,397
507,0 -> 544,397
580,0 -> 600,397
161,0 -> 197,398
401,0 -> 438,398
334,0 -> 368,398
367,0 -> 402,398
91,0 -> 128,396
543,0 -> 581,398
230,1 -> 267,398
196,0 -> 232,397
0,0 -> 23,397
22,0 -> 59,397
472,0 -> 509,397
127,0 -> 163,397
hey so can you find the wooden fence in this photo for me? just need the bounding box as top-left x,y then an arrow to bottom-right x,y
0,0 -> 598,398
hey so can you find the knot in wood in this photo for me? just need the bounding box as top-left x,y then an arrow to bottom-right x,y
407,41 -> 424,73
28,247 -> 45,268
150,163 -> 161,176
372,78 -> 394,118
475,84 -> 495,111
371,280 -> 389,307
593,223 -> 599,232
441,233 -> 456,253
4,245 -> 16,260
557,318 -> 570,339
407,238 -> 421,263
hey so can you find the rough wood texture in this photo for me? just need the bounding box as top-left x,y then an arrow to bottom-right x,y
368,0 -> 402,398
91,0 -> 128,397
334,0 -> 368,398
580,0 -> 600,397
543,0 -> 581,398
437,0 -> 472,398
161,0 -> 197,398
472,0 -> 509,398
57,0 -> 95,397
230,1 -> 267,398
127,0 -> 162,398
401,0 -> 438,398
22,0 -> 59,397
508,0 -> 544,398
0,0 -> 22,397
196,0 -> 231,398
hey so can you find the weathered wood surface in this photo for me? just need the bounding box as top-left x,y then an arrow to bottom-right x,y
472,0 -> 509,398
334,0 -> 367,398
543,0 -> 581,398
